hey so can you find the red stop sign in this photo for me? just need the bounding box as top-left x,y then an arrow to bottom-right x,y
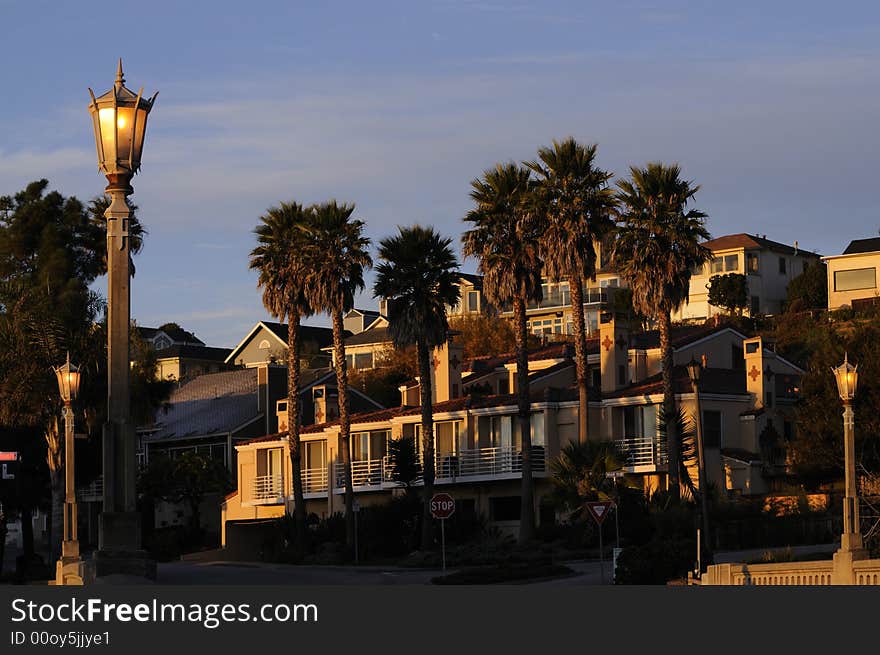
430,493 -> 455,519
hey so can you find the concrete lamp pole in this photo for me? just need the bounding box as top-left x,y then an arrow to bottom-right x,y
53,354 -> 93,585
686,357 -> 712,571
87,61 -> 157,576
831,354 -> 865,556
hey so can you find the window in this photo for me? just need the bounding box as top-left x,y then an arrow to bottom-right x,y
724,254 -> 739,272
467,290 -> 479,313
354,352 -> 374,369
691,263 -> 704,276
778,257 -> 786,274
834,268 -> 877,292
702,410 -> 722,448
746,253 -> 759,273
304,440 -> 326,470
489,415 -> 513,449
256,447 -> 283,477
530,412 -> 545,447
750,296 -> 760,314
618,364 -> 627,386
711,257 -> 725,274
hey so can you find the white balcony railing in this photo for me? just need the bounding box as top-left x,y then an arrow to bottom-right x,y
77,476 -> 103,502
615,435 -> 667,469
435,446 -> 547,479
302,467 -> 328,494
252,474 -> 284,502
336,459 -> 384,488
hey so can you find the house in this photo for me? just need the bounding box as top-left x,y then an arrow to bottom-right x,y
137,324 -> 205,350
674,233 -> 821,320
324,316 -> 392,371
225,320 -> 336,369
822,237 -> 880,311
343,308 -> 382,335
222,316 -> 804,543
154,344 -> 233,382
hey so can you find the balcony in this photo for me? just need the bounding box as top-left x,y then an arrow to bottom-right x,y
501,288 -> 607,314
251,474 -> 284,504
336,447 -> 547,491
615,435 -> 667,472
302,467 -> 329,495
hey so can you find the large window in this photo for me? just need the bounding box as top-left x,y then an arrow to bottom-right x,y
256,447 -> 283,477
712,255 -> 740,274
834,268 -> 877,292
746,253 -> 759,273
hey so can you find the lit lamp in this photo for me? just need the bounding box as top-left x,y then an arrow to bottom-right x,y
686,357 -> 712,571
88,61 -> 157,561
53,354 -> 87,585
831,354 -> 863,553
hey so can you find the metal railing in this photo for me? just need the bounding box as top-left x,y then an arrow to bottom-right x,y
336,459 -> 384,488
252,474 -> 284,502
501,287 -> 607,313
435,446 -> 547,479
302,467 -> 328,494
615,435 -> 667,469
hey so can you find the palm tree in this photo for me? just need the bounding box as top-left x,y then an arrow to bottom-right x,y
300,201 -> 372,552
611,163 -> 711,500
374,225 -> 461,549
462,163 -> 543,543
526,138 -> 617,444
550,440 -> 628,520
249,201 -> 313,550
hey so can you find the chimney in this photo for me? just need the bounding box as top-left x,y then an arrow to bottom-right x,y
430,333 -> 464,403
599,311 -> 630,394
276,399 -> 289,433
257,363 -> 289,434
313,384 -> 339,425
744,336 -> 775,409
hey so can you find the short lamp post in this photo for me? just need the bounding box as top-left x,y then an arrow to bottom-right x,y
687,358 -> 712,570
832,354 -> 864,554
54,354 -> 86,585
88,61 -> 156,557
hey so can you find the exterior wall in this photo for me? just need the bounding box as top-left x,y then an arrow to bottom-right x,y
232,326 -> 287,367
674,247 -> 819,320
156,356 -> 231,382
824,251 -> 880,309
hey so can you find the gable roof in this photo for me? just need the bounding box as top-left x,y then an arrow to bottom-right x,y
702,233 -> 819,257
225,321 -> 337,364
341,325 -> 392,348
603,366 -> 747,400
842,237 -> 880,255
630,324 -> 747,351
137,325 -> 204,345
457,273 -> 483,288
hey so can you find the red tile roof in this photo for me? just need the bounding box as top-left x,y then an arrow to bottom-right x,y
702,233 -> 818,257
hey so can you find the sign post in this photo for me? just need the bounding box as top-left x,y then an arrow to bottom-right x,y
585,501 -> 614,584
430,493 -> 455,573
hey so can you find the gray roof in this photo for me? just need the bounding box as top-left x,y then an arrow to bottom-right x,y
343,325 -> 392,347
145,369 -> 260,442
843,237 -> 880,255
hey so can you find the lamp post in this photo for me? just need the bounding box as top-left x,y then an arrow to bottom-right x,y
54,354 -> 88,584
687,357 -> 712,570
87,61 -> 157,560
831,354 -> 864,554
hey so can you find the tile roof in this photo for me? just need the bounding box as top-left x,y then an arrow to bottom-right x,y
602,366 -> 747,399
842,237 -> 880,255
702,233 -> 818,257
457,273 -> 483,287
144,369 -> 261,442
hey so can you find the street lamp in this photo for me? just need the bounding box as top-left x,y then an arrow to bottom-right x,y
53,354 -> 86,584
831,354 -> 863,553
687,357 -> 712,570
88,61 -> 157,559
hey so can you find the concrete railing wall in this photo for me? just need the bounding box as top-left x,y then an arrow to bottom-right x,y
702,556 -> 880,585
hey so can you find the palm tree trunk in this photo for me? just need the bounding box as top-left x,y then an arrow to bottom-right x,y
46,420 -> 63,561
332,309 -> 355,551
417,337 -> 435,549
568,274 -> 590,444
514,296 -> 535,543
287,311 -> 307,552
659,312 -> 680,501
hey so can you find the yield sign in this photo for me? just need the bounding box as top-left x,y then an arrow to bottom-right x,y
585,501 -> 614,526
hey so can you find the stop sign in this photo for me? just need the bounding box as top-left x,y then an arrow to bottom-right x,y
430,493 -> 455,519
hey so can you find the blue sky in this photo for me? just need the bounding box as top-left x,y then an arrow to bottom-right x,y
2,1 -> 880,347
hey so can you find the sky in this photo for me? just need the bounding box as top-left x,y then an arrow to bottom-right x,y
2,0 -> 880,347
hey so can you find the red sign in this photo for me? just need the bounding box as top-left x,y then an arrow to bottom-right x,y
430,493 -> 455,519
585,501 -> 614,525
0,451 -> 18,462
